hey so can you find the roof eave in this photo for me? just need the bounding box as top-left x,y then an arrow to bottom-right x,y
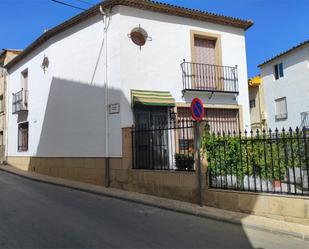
6,0 -> 253,71
116,0 -> 253,30
6,4 -> 100,71
258,39 -> 309,68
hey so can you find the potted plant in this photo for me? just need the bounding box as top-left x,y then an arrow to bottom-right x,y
175,154 -> 194,171
272,162 -> 286,189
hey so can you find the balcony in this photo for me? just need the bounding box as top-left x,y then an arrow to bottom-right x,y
12,89 -> 28,114
181,61 -> 239,95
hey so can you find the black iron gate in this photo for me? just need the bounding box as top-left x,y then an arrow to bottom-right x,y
132,119 -> 194,171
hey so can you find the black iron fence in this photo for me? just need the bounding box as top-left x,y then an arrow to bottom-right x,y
132,119 -> 195,171
181,61 -> 239,94
205,127 -> 309,196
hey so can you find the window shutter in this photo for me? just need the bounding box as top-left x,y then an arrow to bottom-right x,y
275,98 -> 287,120
274,65 -> 279,80
279,63 -> 284,77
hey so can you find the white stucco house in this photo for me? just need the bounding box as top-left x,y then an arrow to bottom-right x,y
259,39 -> 309,130
5,0 -> 252,180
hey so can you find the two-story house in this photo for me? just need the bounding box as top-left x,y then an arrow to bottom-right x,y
0,49 -> 22,163
5,0 -> 252,183
259,39 -> 309,130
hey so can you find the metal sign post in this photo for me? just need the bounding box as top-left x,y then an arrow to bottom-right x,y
194,122 -> 203,207
191,98 -> 204,207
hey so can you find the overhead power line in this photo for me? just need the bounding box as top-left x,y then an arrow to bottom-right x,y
51,0 -> 87,11
75,0 -> 94,6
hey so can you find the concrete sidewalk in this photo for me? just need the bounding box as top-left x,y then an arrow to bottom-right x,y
1,165 -> 309,242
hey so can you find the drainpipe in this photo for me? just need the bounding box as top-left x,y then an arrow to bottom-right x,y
0,67 -> 4,164
258,85 -> 265,130
2,66 -> 9,165
99,6 -> 110,187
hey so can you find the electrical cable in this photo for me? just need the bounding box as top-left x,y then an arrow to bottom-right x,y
75,0 -> 94,6
51,0 -> 86,11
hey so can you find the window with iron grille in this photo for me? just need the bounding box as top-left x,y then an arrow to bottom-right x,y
179,139 -> 190,150
177,107 -> 240,134
22,69 -> 28,107
0,95 -> 3,113
275,97 -> 288,120
18,122 -> 28,152
21,69 -> 28,89
249,99 -> 256,109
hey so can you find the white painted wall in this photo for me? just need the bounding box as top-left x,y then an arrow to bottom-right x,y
261,45 -> 309,130
8,12 -> 122,158
118,6 -> 250,130
7,5 -> 250,158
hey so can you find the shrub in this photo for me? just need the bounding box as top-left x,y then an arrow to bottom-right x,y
202,124 -> 308,183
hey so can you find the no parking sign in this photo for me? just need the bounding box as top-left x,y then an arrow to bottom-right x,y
191,98 -> 204,122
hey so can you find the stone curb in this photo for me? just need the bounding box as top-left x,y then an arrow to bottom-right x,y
1,166 -> 309,242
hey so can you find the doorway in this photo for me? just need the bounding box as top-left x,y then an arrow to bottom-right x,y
194,37 -> 217,90
134,106 -> 169,169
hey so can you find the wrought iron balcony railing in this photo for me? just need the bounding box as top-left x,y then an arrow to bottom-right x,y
181,61 -> 239,94
12,89 -> 28,114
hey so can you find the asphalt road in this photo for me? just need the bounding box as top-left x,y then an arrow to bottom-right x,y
0,171 -> 308,249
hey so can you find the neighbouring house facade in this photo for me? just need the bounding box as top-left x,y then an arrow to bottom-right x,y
0,49 -> 22,163
248,75 -> 267,130
5,0 -> 252,182
259,39 -> 309,130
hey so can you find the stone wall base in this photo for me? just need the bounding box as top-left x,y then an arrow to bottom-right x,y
6,126 -> 309,226
7,155 -> 199,203
7,155 -> 309,225
7,156 -> 117,186
204,189 -> 309,225
111,169 -> 200,203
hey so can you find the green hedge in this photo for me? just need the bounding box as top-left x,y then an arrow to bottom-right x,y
202,124 -> 308,181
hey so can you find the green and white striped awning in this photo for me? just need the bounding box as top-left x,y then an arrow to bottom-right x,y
131,90 -> 175,107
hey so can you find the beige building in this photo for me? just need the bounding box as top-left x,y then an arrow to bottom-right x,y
248,76 -> 267,130
0,49 -> 22,163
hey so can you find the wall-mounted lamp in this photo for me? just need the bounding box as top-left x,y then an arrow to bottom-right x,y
41,55 -> 49,73
169,108 -> 177,121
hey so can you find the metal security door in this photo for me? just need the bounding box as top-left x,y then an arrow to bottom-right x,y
151,113 -> 169,169
134,109 -> 169,169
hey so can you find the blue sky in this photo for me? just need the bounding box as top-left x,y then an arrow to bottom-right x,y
1,0 -> 309,77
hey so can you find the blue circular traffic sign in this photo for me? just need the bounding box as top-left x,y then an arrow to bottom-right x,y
191,98 -> 204,122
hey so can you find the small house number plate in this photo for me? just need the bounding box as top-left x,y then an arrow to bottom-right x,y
109,103 -> 120,114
